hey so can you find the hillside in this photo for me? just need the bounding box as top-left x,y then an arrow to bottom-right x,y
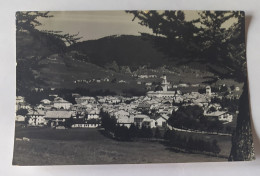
17,33 -> 241,93
68,35 -> 169,69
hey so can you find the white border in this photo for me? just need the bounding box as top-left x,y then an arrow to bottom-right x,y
0,0 -> 260,175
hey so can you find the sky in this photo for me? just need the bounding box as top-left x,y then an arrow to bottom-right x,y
36,11 -> 236,42
37,11 -> 154,41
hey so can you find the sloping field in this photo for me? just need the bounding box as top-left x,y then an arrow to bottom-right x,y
13,127 -> 226,165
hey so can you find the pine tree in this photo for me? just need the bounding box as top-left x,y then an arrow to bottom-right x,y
127,10 -> 254,160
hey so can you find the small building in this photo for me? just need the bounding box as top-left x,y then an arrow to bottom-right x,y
206,86 -> 212,96
40,99 -> 51,105
145,82 -> 152,86
15,115 -> 26,122
204,111 -> 233,122
117,116 -> 134,128
27,110 -> 45,126
118,80 -> 126,83
154,115 -> 168,128
114,110 -> 130,119
137,102 -> 151,111
75,96 -> 96,104
87,109 -> 100,119
103,78 -> 110,82
132,114 -> 155,128
16,96 -> 25,104
45,110 -> 73,127
53,98 -> 72,110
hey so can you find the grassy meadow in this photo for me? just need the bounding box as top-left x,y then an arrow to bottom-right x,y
13,127 -> 227,165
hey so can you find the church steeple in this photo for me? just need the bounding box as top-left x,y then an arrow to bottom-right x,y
161,74 -> 169,92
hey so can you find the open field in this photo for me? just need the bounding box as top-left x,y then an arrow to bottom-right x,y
13,127 -> 227,165
173,130 -> 232,156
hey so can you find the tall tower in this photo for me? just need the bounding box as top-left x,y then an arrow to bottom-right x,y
161,75 -> 169,92
206,85 -> 211,96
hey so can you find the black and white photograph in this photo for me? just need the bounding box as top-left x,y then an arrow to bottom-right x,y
13,10 -> 255,165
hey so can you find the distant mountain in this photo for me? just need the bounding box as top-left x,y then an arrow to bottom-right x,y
17,31 -> 66,60
68,35 -> 169,69
16,33 -> 230,91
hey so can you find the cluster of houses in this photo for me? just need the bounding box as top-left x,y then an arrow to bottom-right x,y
73,78 -> 110,84
16,75 -> 238,131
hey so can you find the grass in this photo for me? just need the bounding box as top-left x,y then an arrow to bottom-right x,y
173,130 -> 232,156
13,127 -> 226,165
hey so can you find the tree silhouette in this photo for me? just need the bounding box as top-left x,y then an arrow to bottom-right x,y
16,11 -> 82,45
127,10 -> 254,160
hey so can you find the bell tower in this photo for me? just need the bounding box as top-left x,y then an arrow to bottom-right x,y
206,85 -> 211,96
161,74 -> 169,92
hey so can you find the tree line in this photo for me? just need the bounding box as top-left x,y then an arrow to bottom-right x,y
164,130 -> 221,155
168,105 -> 226,133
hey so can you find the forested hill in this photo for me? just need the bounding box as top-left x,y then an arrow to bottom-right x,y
68,35 -> 168,69
16,32 -> 224,90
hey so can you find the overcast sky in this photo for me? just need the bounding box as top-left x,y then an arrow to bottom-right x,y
36,11 -> 235,42
37,11 -> 154,41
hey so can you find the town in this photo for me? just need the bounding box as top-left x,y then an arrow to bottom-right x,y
16,75 -> 239,135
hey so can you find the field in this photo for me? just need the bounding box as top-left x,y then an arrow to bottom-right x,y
13,127 -> 227,165
173,130 -> 232,156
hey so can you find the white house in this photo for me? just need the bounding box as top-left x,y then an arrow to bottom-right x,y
45,110 -> 73,127
87,109 -> 100,119
40,99 -> 51,105
15,115 -> 26,122
154,115 -> 169,128
27,110 -> 45,126
16,96 -> 25,104
53,98 -> 72,110
204,111 -> 233,122
117,116 -> 134,128
132,114 -> 156,128
114,110 -> 130,119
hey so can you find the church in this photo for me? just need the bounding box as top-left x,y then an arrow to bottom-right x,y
147,75 -> 176,98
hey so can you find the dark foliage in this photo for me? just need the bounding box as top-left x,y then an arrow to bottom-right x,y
64,117 -> 73,128
164,130 -> 221,154
68,35 -> 167,69
154,127 -> 162,138
16,108 -> 29,116
100,109 -> 117,133
168,105 -> 224,132
211,97 -> 239,113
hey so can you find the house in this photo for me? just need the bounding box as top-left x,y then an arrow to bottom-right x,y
27,110 -> 45,126
138,75 -> 149,79
145,82 -> 152,86
148,75 -> 157,78
45,110 -> 74,127
132,114 -> 155,128
72,93 -> 81,98
86,109 -> 100,119
53,98 -> 72,109
178,83 -> 189,87
75,96 -> 96,104
137,102 -> 151,111
154,115 -> 168,128
114,110 -> 130,119
103,78 -> 110,82
204,111 -> 233,122
117,116 -> 134,128
118,80 -> 126,83
191,84 -> 200,87
40,99 -> 51,105
16,102 -> 31,111
15,115 -> 25,122
16,96 -> 25,104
